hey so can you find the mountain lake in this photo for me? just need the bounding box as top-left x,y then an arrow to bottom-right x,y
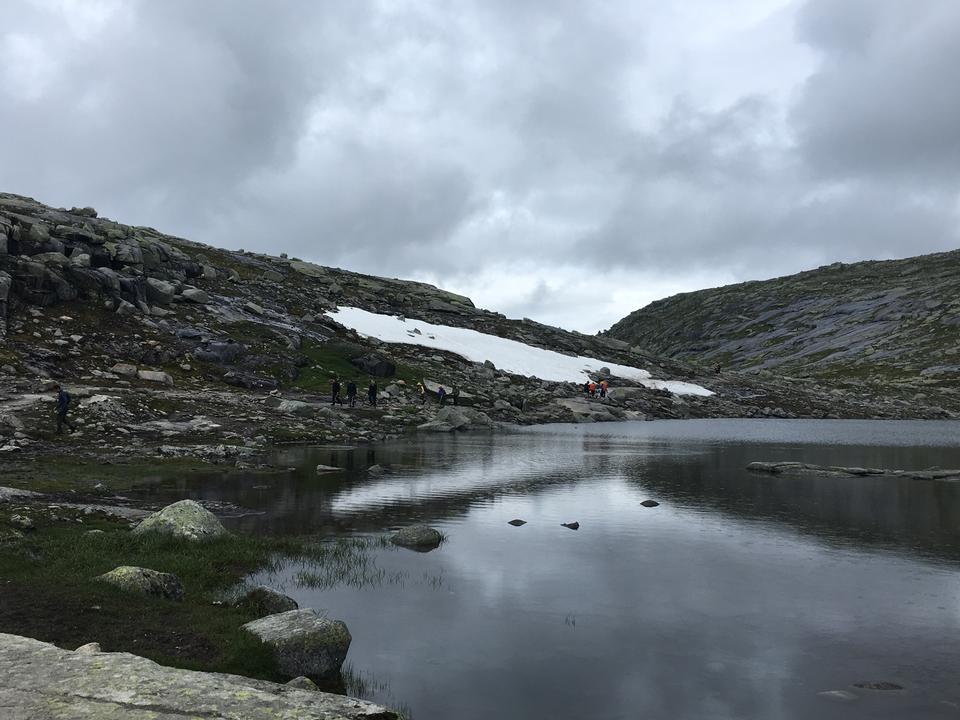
124,419 -> 960,720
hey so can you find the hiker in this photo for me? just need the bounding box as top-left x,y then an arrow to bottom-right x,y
331,378 -> 342,406
417,382 -> 426,404
583,381 -> 590,395
600,380 -> 608,399
346,379 -> 358,408
588,381 -> 597,397
452,385 -> 460,406
52,384 -> 76,434
437,386 -> 447,406
368,380 -> 378,407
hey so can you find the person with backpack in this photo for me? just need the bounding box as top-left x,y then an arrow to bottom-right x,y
52,384 -> 76,434
600,380 -> 608,399
368,380 -> 378,407
346,379 -> 358,407
417,382 -> 426,404
452,385 -> 460,406
331,378 -> 342,406
437,386 -> 447,406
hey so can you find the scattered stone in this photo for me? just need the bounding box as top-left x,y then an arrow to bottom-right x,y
97,566 -> 185,601
367,464 -> 384,475
390,525 -> 443,550
242,608 -> 352,680
235,585 -> 299,619
181,287 -> 210,304
508,519 -> 527,527
132,499 -> 227,541
285,676 -> 319,691
315,464 -> 341,474
74,642 -> 101,654
9,515 -> 34,531
244,301 -> 265,315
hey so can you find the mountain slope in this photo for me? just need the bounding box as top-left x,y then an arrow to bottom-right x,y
606,250 -> 960,385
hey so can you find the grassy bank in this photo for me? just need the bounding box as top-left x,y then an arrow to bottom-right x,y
0,516 -> 386,683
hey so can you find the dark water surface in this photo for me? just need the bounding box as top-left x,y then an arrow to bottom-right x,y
136,420 -> 960,719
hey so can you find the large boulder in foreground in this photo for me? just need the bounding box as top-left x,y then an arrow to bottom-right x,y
243,609 -> 351,681
390,525 -> 443,551
0,632 -> 397,719
132,499 -> 227,541
97,566 -> 185,601
235,585 -> 299,618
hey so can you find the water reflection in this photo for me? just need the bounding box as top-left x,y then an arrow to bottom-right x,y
127,420 -> 960,719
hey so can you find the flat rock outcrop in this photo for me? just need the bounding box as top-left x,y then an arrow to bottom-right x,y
0,632 -> 396,719
132,499 -> 227,541
747,461 -> 960,482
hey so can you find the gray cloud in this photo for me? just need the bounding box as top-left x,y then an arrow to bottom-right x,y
1,0 -> 958,332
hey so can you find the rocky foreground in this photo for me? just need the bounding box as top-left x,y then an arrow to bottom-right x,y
0,192 -> 956,465
0,633 -> 396,719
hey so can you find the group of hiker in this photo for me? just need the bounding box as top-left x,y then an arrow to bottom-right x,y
330,378 -> 378,407
583,379 -> 610,399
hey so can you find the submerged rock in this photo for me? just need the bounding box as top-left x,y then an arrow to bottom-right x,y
640,500 -> 660,508
132,499 -> 227,541
507,519 -> 527,527
97,566 -> 185,601
235,585 -> 299,619
243,609 -> 352,680
390,525 -> 443,550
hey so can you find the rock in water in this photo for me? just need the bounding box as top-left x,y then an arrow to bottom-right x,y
235,585 -> 299,618
640,500 -> 660,508
132,499 -> 227,541
243,609 -> 352,680
508,519 -> 527,526
97,566 -> 185,601
561,521 -> 580,530
390,525 -> 443,550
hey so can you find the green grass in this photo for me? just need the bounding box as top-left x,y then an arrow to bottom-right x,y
0,521 -> 391,681
289,340 -> 422,392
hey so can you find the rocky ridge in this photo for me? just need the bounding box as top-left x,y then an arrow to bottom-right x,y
0,191 -> 953,464
606,251 -> 960,417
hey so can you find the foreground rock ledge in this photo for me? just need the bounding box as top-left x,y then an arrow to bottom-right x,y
0,632 -> 397,719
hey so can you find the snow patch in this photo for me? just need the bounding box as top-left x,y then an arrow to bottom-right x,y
326,307 -> 713,397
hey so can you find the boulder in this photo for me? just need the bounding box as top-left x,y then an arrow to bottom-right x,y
350,353 -> 396,378
417,406 -> 493,432
97,566 -> 185,601
390,525 -> 443,550
145,277 -> 176,305
132,499 -> 227,541
137,369 -> 174,386
234,585 -> 299,618
264,397 -> 318,417
242,609 -> 351,680
181,287 -> 210,304
110,362 -> 138,377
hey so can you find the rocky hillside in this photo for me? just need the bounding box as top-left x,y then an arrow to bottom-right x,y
0,191 -> 956,461
607,251 -> 960,388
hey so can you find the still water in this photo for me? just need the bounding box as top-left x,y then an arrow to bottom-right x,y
135,420 -> 960,719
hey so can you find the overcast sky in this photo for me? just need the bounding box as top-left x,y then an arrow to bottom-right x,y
2,0 -> 959,332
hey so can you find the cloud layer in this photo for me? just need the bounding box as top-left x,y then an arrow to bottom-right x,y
2,0 -> 958,331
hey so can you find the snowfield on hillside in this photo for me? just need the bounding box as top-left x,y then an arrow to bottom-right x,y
326,307 -> 713,396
